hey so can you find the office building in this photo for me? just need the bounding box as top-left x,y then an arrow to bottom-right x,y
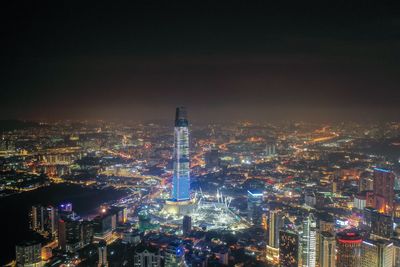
319,231 -> 335,267
371,212 -> 393,239
58,217 -> 82,252
164,107 -> 194,216
15,240 -> 42,267
247,189 -> 263,225
172,107 -> 190,201
361,239 -> 393,267
336,230 -> 362,267
279,229 -> 299,267
30,205 -> 57,238
269,210 -> 284,248
301,213 -> 316,267
267,210 -> 283,263
363,207 -> 393,238
373,168 -> 395,215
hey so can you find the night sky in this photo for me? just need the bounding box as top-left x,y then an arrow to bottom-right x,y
1,1 -> 400,122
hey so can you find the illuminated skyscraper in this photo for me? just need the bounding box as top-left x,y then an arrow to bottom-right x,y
269,210 -> 284,248
172,107 -> 190,201
279,229 -> 300,267
336,230 -> 362,267
301,213 -> 316,267
267,210 -> 283,264
247,189 -> 263,225
373,168 -> 395,215
361,239 -> 393,267
30,205 -> 57,239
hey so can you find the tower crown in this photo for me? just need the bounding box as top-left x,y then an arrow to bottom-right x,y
175,106 -> 188,127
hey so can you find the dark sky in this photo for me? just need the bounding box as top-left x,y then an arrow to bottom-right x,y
1,1 -> 400,122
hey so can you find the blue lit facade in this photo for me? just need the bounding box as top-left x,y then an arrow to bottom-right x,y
172,107 -> 191,201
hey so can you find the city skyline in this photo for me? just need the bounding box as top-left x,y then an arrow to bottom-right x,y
2,1 -> 400,267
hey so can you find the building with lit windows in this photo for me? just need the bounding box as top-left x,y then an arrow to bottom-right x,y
373,168 -> 395,215
267,210 -> 283,263
164,107 -> 195,216
301,213 -> 316,267
336,230 -> 362,267
247,189 -> 263,225
15,240 -> 42,267
30,205 -> 57,239
361,239 -> 393,267
279,229 -> 299,267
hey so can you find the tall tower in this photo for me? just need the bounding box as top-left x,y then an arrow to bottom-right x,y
266,210 -> 283,264
301,214 -> 317,267
164,107 -> 194,216
172,107 -> 190,201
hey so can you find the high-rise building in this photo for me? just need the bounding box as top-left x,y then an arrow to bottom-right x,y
164,107 -> 195,216
58,217 -> 82,252
279,229 -> 300,267
363,207 -> 377,229
373,168 -> 395,215
247,189 -> 263,225
266,210 -> 283,264
15,240 -> 42,267
363,207 -> 393,238
172,107 -> 190,201
134,244 -> 161,267
336,230 -> 362,267
393,240 -> 400,267
30,205 -> 57,238
182,215 -> 192,235
319,231 -> 335,267
370,212 -> 393,239
81,220 -> 94,246
98,240 -> 108,267
269,210 -> 284,248
301,214 -> 316,267
361,239 -> 393,267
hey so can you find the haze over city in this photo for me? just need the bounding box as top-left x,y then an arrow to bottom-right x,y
1,2 -> 400,121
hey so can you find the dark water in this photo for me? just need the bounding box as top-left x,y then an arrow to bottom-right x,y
0,184 -> 129,265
